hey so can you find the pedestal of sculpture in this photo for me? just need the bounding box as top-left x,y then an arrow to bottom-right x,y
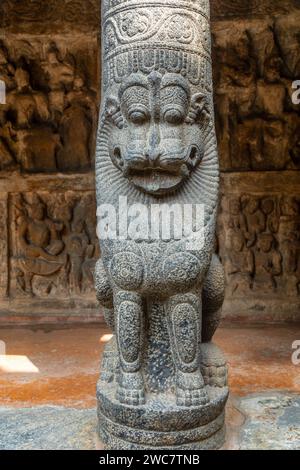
95,0 -> 228,450
98,336 -> 227,449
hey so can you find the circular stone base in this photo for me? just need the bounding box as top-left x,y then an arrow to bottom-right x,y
97,381 -> 228,450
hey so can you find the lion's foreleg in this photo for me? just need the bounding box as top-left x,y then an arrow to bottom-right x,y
114,290 -> 146,406
166,293 -> 209,407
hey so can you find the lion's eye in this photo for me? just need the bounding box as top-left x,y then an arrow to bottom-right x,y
163,108 -> 185,125
128,108 -> 149,125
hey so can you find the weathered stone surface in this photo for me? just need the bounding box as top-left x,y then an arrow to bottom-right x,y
237,393 -> 300,450
0,406 -> 97,450
97,339 -> 228,449
213,15 -> 300,172
0,194 -> 8,299
0,0 -> 101,34
0,17 -> 100,321
0,184 -> 100,322
219,172 -> 300,321
10,191 -> 98,299
0,0 -> 299,324
0,326 -> 299,449
95,0 -> 228,450
0,393 -> 299,450
0,36 -> 98,173
211,0 -> 300,20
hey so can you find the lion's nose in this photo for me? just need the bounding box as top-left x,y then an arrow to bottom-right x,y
145,123 -> 161,164
145,148 -> 162,163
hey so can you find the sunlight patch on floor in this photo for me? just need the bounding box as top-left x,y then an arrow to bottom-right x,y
0,355 -> 40,374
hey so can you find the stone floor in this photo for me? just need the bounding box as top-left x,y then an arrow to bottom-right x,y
0,324 -> 299,450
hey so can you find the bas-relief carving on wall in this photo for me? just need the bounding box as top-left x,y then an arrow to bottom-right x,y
3,6 -> 299,175
213,14 -> 300,171
0,2 -> 101,319
219,194 -> 300,298
0,0 -> 299,323
0,0 -> 100,32
10,192 -> 98,299
211,0 -> 299,18
0,39 -> 97,173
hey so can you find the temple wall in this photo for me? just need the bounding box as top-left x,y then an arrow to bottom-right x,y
0,0 -> 299,323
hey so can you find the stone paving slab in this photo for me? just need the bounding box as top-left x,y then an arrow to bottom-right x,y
237,393 -> 300,450
0,406 -> 97,450
0,392 -> 299,450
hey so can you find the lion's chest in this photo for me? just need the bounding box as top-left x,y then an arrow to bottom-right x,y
108,243 -> 205,294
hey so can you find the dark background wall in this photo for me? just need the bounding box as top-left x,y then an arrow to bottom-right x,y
0,0 -> 299,324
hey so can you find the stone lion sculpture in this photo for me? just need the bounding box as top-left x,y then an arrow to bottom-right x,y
95,0 -> 228,450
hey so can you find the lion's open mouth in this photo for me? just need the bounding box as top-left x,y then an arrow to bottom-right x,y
111,144 -> 202,195
128,167 -> 188,195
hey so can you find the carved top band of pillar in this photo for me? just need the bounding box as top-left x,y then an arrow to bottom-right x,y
98,0 -> 218,205
102,0 -> 212,91
103,0 -> 210,17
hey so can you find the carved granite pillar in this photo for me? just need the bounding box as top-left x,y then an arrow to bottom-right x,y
95,0 -> 228,450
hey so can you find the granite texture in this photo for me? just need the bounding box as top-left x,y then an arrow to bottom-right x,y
0,392 -> 299,450
95,0 -> 228,450
0,406 -> 97,450
237,393 -> 300,450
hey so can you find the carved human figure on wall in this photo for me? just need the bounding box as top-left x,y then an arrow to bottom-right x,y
281,230 -> 300,295
275,13 -> 300,78
6,67 -> 50,129
42,47 -> 75,117
226,197 -> 247,234
261,198 -> 279,234
4,67 -> 60,172
81,193 -> 99,289
217,30 -> 256,93
65,217 -> 89,295
280,197 -> 300,218
63,195 -> 97,295
252,53 -> 290,170
224,231 -> 254,294
255,56 -> 286,118
57,76 -> 96,171
82,244 -> 96,291
16,195 -> 66,296
242,196 -> 266,247
83,193 -> 98,248
254,233 -> 282,292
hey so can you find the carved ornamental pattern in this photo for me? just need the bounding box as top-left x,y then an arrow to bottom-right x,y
103,0 -> 211,89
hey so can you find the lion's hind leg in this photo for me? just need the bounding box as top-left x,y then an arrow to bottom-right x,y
202,254 -> 225,343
